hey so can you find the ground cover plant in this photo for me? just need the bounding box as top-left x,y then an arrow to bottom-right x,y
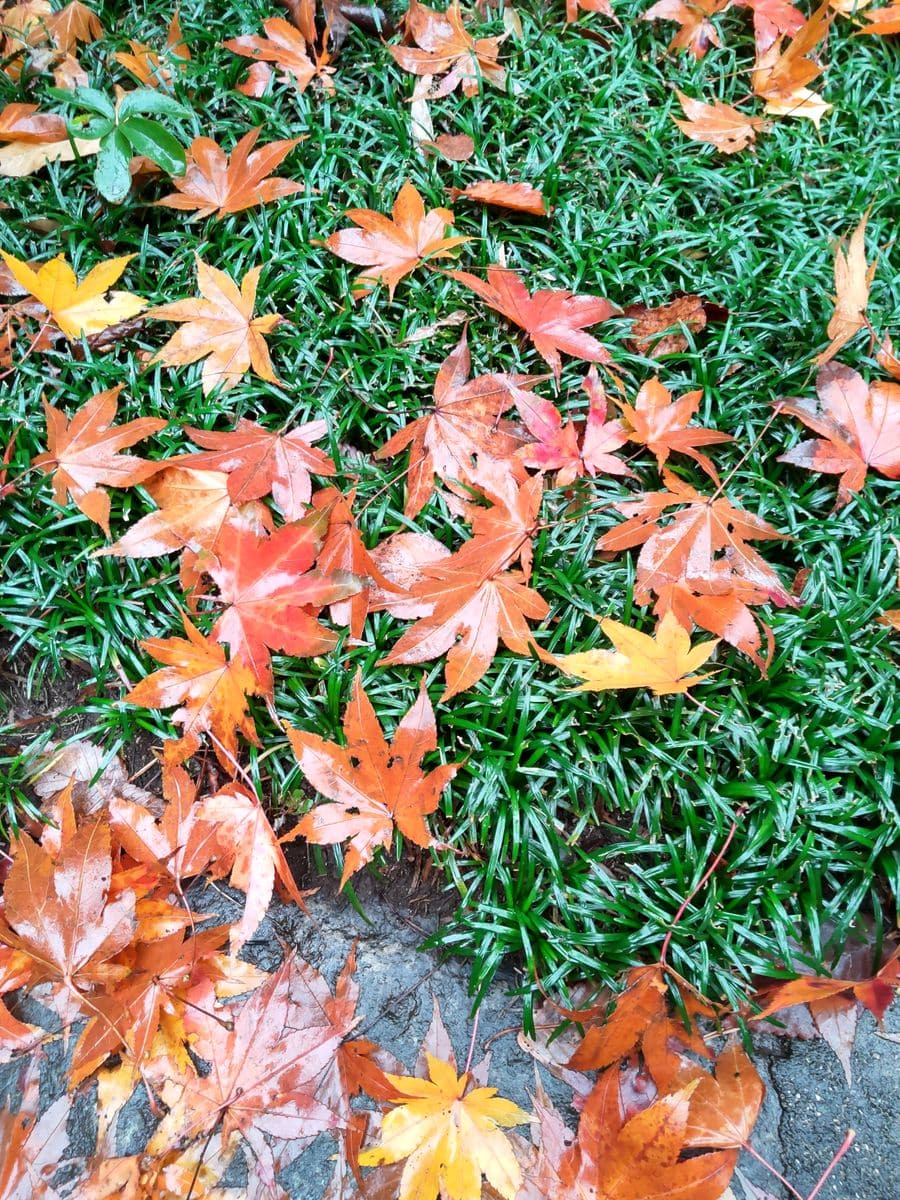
0,0 -> 899,1194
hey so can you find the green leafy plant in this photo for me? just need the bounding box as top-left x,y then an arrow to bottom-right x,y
49,86 -> 191,203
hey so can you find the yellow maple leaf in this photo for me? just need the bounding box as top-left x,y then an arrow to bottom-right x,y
0,251 -> 146,339
815,212 -> 878,365
358,1052 -> 529,1200
552,610 -> 719,696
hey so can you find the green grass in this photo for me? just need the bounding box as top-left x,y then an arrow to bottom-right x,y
1,0 -> 898,1028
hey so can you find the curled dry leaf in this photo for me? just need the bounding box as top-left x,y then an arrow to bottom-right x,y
751,0 -> 834,126
32,386 -> 165,536
448,264 -> 616,380
325,180 -> 470,299
147,256 -> 282,394
624,292 -> 728,358
815,213 -> 876,365
448,179 -> 548,215
551,610 -> 719,696
0,251 -> 146,339
734,0 -> 805,52
114,10 -> 190,87
285,670 -> 459,886
155,127 -> 304,219
223,15 -> 334,96
672,91 -> 769,155
776,361 -> 900,506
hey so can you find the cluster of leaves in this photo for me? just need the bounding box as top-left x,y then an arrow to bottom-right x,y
1,755 -> 896,1198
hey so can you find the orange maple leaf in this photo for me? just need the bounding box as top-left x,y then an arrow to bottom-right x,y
642,0 -> 727,57
147,256 -> 282,395
375,328 -> 537,517
223,15 -> 333,96
389,0 -> 506,97
170,417 -> 336,520
325,181 -> 471,299
285,670 -> 459,886
155,128 -> 304,219
448,180 -> 548,216
448,265 -> 616,380
776,361 -> 900,506
125,614 -> 263,771
203,512 -> 362,692
114,10 -> 190,87
615,375 -> 733,481
672,91 -> 769,154
32,386 -> 165,536
815,213 -> 877,365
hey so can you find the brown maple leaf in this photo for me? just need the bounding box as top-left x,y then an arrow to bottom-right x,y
0,101 -> 67,142
565,0 -> 620,24
448,180 -> 548,216
284,670 -> 459,886
114,10 -> 190,87
751,0 -> 834,126
32,386 -> 165,536
776,361 -> 900,506
203,512 -> 362,692
857,1 -> 900,33
615,376 -> 733,481
223,15 -> 334,97
642,0 -> 727,57
672,91 -> 769,154
682,1042 -> 765,1151
448,265 -> 616,380
389,0 -> 506,97
147,256 -> 282,395
556,1068 -> 737,1200
515,366 -> 633,485
125,613 -> 263,771
0,789 -> 136,1018
47,0 -> 103,53
155,127 -> 304,219
815,213 -> 877,365
375,328 -> 536,517
733,0 -> 805,51
170,416 -> 336,520
325,180 -> 471,299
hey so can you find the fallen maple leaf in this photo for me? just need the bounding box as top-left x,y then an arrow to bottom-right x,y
682,1043 -> 765,1149
47,0 -> 103,52
615,376 -> 733,481
624,293 -> 727,358
448,265 -> 616,380
203,512 -> 361,692
285,670 -> 459,886
752,949 -> 899,1026
223,15 -> 330,96
170,418 -> 335,520
515,366 -> 633,485
114,10 -> 190,87
856,0 -> 900,31
0,250 -> 146,339
0,1059 -> 72,1200
0,101 -> 67,142
551,610 -> 718,696
389,0 -> 506,97
565,0 -> 620,24
0,789 -> 136,1015
815,213 -> 877,364
326,181 -> 470,299
0,131 -> 101,177
95,465 -> 272,564
32,386 -> 165,536
643,0 -> 727,57
155,127 -> 304,219
125,613 -> 263,771
557,1068 -> 736,1200
195,783 -> 312,950
734,0 -> 805,51
147,952 -> 355,1155
375,328 -> 535,517
672,91 -> 768,154
776,361 -> 900,506
147,256 -> 282,394
751,0 -> 834,126
359,1050 -> 530,1200
448,180 -> 548,216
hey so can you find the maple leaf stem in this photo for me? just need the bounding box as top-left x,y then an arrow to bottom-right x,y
186,1125 -> 219,1200
659,803 -> 748,967
710,405 -> 787,500
740,1138 -> 805,1199
805,1130 -> 856,1200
